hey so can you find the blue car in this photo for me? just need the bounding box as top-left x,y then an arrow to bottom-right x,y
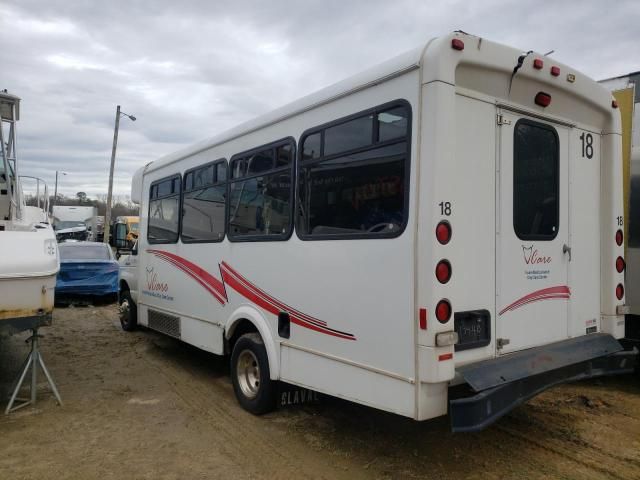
55,242 -> 119,305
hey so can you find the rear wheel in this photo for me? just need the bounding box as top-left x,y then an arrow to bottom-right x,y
119,290 -> 137,331
230,333 -> 277,415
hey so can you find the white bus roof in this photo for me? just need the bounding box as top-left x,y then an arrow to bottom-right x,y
142,44 -> 425,176
141,33 -> 616,177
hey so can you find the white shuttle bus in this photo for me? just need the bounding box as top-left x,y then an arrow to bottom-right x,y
117,33 -> 637,431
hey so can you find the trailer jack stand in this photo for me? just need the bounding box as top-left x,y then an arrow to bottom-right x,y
5,328 -> 62,414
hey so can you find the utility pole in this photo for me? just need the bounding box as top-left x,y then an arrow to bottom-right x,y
52,170 -> 66,214
103,105 -> 135,244
103,105 -> 121,244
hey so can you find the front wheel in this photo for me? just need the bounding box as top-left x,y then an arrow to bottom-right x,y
230,333 -> 277,415
119,290 -> 137,331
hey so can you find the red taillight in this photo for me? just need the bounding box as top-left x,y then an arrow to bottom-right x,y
451,38 -> 464,51
535,92 -> 552,107
616,284 -> 624,300
419,308 -> 427,330
435,260 -> 452,284
436,221 -> 452,245
550,66 -> 560,76
616,256 -> 626,273
616,229 -> 624,246
435,300 -> 452,323
533,58 -> 543,69
438,353 -> 453,362
612,100 -> 618,109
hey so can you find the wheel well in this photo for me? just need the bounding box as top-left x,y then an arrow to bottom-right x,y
227,319 -> 259,355
119,279 -> 129,292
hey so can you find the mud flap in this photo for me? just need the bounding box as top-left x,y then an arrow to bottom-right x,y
449,334 -> 638,432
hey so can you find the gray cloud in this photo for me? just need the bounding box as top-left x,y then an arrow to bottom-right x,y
2,0 -> 639,197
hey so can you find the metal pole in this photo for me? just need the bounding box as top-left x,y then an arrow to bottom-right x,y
104,105 -> 121,244
52,171 -> 58,214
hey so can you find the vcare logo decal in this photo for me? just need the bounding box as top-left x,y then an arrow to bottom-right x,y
522,245 -> 551,281
522,245 -> 552,265
142,267 -> 174,301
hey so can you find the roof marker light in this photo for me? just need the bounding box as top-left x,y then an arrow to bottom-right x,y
551,66 -> 560,76
567,73 -> 576,83
612,100 -> 618,108
451,38 -> 464,51
535,92 -> 552,107
533,59 -> 544,69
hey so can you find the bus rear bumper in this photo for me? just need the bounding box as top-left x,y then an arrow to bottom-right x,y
449,334 -> 638,433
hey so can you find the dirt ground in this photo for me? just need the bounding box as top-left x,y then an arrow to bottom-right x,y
0,306 -> 639,480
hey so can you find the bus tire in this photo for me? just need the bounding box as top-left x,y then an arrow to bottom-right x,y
231,332 -> 277,415
119,290 -> 137,332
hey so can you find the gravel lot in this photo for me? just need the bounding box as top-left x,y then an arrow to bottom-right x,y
0,305 -> 639,479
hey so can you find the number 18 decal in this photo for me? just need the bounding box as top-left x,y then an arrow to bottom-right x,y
439,201 -> 452,216
580,132 -> 594,159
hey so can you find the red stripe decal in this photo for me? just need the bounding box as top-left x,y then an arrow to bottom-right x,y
148,250 -> 227,304
220,262 -> 328,327
146,251 -> 355,340
220,263 -> 355,340
499,285 -> 571,315
154,254 -> 227,305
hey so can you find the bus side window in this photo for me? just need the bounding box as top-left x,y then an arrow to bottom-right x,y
182,159 -> 227,243
227,139 -> 294,241
297,101 -> 411,239
148,175 -> 181,244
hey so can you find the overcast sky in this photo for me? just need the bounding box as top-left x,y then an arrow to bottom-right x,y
2,0 -> 639,198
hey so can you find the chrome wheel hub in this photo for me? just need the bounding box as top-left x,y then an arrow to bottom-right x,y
237,349 -> 260,399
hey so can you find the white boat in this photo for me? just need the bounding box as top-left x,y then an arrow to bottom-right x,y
0,91 -> 59,335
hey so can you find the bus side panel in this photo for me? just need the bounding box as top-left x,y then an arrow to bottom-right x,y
280,346 -> 416,418
415,86 -> 496,420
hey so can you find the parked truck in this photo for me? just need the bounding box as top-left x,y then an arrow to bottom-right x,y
52,205 -> 98,242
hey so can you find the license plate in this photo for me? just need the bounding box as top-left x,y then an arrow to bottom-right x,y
454,310 -> 491,351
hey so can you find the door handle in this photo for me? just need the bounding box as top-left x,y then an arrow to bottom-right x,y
563,244 -> 571,262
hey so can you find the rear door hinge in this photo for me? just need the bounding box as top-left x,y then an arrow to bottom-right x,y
497,338 -> 510,349
496,114 -> 511,126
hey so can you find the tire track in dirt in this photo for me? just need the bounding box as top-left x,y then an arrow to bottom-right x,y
134,337 -> 362,480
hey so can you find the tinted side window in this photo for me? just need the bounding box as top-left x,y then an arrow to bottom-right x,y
182,159 -> 227,243
228,139 -> 294,240
513,120 -> 559,240
297,102 -> 411,239
148,175 -> 181,244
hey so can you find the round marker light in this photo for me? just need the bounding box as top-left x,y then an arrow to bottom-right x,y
612,100 -> 618,109
435,260 -> 452,284
616,284 -> 624,300
451,38 -> 464,51
435,300 -> 452,323
616,229 -> 623,246
436,221 -> 452,245
616,256 -> 625,273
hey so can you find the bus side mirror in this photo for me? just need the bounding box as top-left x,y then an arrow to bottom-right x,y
114,223 -> 128,249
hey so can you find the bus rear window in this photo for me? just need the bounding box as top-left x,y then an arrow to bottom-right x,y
513,120 -> 559,240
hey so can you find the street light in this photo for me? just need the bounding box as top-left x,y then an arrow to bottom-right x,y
52,170 -> 67,214
104,105 -> 136,244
